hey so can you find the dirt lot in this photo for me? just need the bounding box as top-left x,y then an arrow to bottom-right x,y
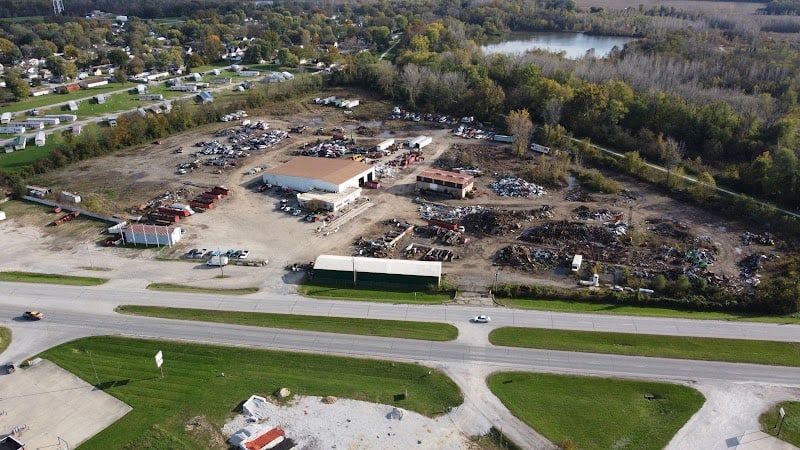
1,90 -> 785,294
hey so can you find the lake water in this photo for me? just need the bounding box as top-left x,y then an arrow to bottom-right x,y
481,32 -> 635,59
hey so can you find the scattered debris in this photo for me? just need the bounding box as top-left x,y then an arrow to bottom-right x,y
462,207 -> 553,235
741,231 -> 775,246
565,189 -> 595,202
489,175 -> 547,198
495,245 -> 559,271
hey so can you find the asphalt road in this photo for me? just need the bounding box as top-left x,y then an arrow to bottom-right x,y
3,281 -> 800,386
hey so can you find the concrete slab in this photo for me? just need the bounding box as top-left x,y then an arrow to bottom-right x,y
0,359 -> 131,449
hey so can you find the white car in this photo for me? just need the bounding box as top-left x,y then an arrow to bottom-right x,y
472,315 -> 491,323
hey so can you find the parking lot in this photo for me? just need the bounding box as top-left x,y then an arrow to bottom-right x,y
0,360 -> 131,449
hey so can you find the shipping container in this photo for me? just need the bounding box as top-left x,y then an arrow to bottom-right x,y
148,212 -> 180,223
212,186 -> 231,195
158,207 -> 191,217
493,134 -> 514,143
427,218 -> 460,231
201,192 -> 222,200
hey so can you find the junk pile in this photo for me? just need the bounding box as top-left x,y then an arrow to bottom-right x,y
495,245 -> 559,271
738,252 -> 777,287
353,222 -> 414,258
404,243 -> 458,262
646,218 -> 693,241
565,189 -> 595,202
462,207 -> 554,235
520,221 -> 621,247
416,198 -> 483,223
490,175 -> 547,198
414,225 -> 468,245
572,206 -> 624,222
684,247 -> 717,269
741,231 -> 775,246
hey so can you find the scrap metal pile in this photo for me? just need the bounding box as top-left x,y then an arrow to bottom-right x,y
572,206 -> 624,222
416,198 -> 483,223
462,207 -> 554,235
565,189 -> 596,202
520,221 -> 621,247
495,245 -> 560,271
414,225 -> 468,246
741,231 -> 775,246
353,220 -> 414,258
490,175 -> 547,198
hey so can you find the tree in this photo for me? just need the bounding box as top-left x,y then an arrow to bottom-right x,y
107,48 -> 130,68
45,55 -> 77,80
659,135 -> 684,188
4,70 -> 30,101
506,109 -> 533,157
200,34 -> 225,62
689,171 -> 716,202
400,64 -> 423,107
276,48 -> 298,67
0,37 -> 21,64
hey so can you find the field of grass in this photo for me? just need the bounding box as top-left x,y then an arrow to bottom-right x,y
488,372 -> 704,450
298,282 -> 452,304
496,297 -> 800,324
40,336 -> 463,449
0,271 -> 107,286
117,305 -> 459,341
2,84 -> 125,114
490,327 -> 800,366
0,137 -> 64,171
0,327 -> 10,354
760,401 -> 800,447
146,283 -> 259,295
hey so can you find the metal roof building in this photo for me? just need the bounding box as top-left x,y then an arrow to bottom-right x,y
262,156 -> 375,194
123,224 -> 182,247
312,255 -> 441,288
416,168 -> 474,199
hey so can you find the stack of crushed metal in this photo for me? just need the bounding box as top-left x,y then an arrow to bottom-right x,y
490,175 -> 547,198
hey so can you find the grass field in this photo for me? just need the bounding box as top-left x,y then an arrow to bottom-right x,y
0,136 -> 65,170
490,327 -> 800,366
40,336 -> 463,449
298,282 -> 452,304
760,401 -> 800,447
2,84 -> 125,114
0,327 -> 10,354
496,297 -> 800,324
0,271 -> 107,286
145,283 -> 259,295
488,372 -> 704,450
117,305 -> 459,341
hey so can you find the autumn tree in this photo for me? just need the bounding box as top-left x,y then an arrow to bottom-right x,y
507,109 -> 533,157
689,171 -> 717,202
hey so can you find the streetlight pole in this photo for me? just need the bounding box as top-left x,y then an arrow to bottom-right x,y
58,435 -> 70,450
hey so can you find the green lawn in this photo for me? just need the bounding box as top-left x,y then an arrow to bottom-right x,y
298,283 -> 452,304
760,401 -> 800,447
2,84 -> 125,114
117,305 -> 459,341
146,283 -> 259,295
496,297 -> 800,324
488,372 -> 704,450
0,271 -> 107,286
0,137 -> 65,171
490,327 -> 800,366
40,336 -> 463,449
0,327 -> 10,354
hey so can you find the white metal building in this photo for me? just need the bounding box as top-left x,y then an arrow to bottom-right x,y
297,186 -> 362,212
262,156 -> 375,193
123,224 -> 182,247
35,131 -> 46,147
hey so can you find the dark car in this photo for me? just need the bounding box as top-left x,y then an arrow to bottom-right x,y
5,363 -> 15,374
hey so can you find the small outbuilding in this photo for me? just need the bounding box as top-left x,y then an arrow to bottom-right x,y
416,168 -> 474,199
59,191 -> 81,204
312,255 -> 442,288
123,224 -> 182,247
195,91 -> 214,104
35,130 -> 46,147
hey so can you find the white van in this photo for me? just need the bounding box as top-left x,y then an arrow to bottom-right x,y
207,255 -> 229,267
571,254 -> 583,272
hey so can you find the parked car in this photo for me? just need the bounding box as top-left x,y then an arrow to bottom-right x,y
471,315 -> 491,323
4,363 -> 14,374
236,250 -> 249,259
23,311 -> 44,320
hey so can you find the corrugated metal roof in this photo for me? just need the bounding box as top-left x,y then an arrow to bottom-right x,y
314,255 -> 441,278
266,156 -> 373,186
418,168 -> 474,185
125,224 -> 176,236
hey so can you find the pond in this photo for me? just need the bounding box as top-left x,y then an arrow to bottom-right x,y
481,32 -> 635,59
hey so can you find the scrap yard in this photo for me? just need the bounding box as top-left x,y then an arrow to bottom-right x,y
2,91 -> 789,295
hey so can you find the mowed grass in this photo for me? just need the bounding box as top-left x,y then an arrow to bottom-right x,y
760,401 -> 800,447
2,84 -> 125,113
0,271 -> 107,286
490,327 -> 800,366
146,283 -> 259,295
488,372 -> 704,450
299,282 -> 452,304
40,336 -> 463,449
0,327 -> 11,354
496,297 -> 800,324
117,305 -> 459,341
